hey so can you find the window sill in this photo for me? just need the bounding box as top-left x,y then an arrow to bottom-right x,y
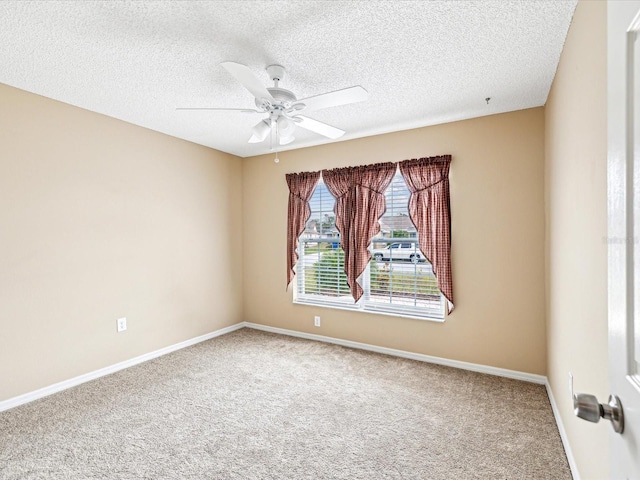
293,299 -> 445,323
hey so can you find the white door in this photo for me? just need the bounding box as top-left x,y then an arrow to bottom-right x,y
609,1 -> 640,477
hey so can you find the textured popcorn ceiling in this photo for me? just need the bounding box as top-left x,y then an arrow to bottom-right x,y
0,0 -> 577,158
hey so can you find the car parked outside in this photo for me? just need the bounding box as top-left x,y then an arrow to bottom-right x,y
371,242 -> 425,263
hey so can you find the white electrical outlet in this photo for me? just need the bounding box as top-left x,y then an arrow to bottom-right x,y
117,317 -> 127,332
314,316 -> 321,327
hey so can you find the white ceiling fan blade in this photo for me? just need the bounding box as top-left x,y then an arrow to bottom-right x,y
295,115 -> 345,139
221,62 -> 275,103
294,86 -> 368,112
175,107 -> 260,113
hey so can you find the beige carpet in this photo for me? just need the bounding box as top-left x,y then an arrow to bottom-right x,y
0,328 -> 571,479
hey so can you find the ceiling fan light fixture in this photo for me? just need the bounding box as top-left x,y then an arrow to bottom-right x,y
250,119 -> 271,142
277,116 -> 296,138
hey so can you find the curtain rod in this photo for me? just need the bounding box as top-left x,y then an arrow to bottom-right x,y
288,155 -> 452,176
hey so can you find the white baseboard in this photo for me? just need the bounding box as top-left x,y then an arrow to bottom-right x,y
243,322 -> 547,385
546,381 -> 580,480
0,322 -> 244,413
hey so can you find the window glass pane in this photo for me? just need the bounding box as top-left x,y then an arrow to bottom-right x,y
378,173 -> 416,240
367,172 -> 443,316
367,257 -> 442,311
302,242 -> 350,296
305,182 -> 336,237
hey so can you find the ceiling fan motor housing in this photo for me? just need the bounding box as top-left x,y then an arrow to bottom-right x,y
269,87 -> 296,103
256,87 -> 297,110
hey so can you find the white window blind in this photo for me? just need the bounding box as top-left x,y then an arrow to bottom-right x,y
295,171 -> 444,320
296,181 -> 354,308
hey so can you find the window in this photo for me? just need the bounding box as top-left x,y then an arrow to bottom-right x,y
295,171 -> 444,320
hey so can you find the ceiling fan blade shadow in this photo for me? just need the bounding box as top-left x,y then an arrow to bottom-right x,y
176,107 -> 260,113
221,62 -> 274,104
295,115 -> 345,139
294,86 -> 368,112
280,135 -> 295,145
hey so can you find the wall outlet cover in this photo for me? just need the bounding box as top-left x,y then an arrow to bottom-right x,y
117,317 -> 127,332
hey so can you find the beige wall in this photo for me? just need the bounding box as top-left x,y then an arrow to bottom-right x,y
0,83 -> 243,402
545,1 -> 608,478
243,108 -> 547,375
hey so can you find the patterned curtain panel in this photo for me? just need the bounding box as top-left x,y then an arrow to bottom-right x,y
323,162 -> 396,301
286,170 -> 321,289
399,155 -> 454,313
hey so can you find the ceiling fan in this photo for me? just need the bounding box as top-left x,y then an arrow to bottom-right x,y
177,62 -> 368,146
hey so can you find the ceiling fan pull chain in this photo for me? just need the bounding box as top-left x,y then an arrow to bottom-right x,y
274,116 -> 280,163
269,118 -> 274,151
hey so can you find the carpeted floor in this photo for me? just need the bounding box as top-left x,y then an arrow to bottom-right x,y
0,328 -> 571,479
